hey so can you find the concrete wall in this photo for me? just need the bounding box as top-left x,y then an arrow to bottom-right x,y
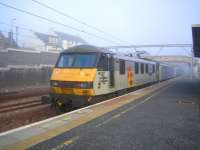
7,50 -> 41,66
40,51 -> 59,65
0,48 -> 59,93
0,67 -> 53,93
0,48 -> 59,67
0,50 -> 8,67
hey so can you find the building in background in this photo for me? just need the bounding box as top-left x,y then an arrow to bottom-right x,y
0,29 -> 86,51
35,31 -> 86,52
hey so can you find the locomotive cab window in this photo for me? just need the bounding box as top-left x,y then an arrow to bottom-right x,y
141,63 -> 144,74
152,65 -> 155,73
57,54 -> 74,67
56,53 -> 97,68
119,60 -> 125,74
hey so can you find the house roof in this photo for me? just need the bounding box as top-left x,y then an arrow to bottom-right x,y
34,32 -> 50,44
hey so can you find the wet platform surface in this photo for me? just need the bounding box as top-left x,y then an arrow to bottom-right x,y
1,78 -> 200,150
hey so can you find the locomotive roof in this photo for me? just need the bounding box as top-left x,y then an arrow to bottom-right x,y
114,55 -> 157,64
62,45 -> 112,54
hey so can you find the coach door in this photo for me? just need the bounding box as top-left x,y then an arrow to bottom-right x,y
109,55 -> 115,87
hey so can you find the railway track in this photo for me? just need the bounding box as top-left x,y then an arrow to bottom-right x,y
0,88 -> 56,132
0,100 -> 50,113
0,87 -> 51,114
0,88 -> 50,102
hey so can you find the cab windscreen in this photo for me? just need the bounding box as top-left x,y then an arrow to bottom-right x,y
56,53 -> 97,68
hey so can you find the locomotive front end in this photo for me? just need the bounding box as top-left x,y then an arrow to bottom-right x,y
50,52 -> 97,111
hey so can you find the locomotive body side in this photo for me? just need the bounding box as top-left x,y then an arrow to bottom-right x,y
49,45 -> 175,111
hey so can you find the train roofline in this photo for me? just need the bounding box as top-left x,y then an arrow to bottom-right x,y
62,44 -> 113,54
192,24 -> 200,27
61,44 -> 174,66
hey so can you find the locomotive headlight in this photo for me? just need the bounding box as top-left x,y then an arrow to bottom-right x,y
79,82 -> 93,89
51,80 -> 59,86
80,83 -> 88,88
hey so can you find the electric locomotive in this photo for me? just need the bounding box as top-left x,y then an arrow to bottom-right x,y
50,45 -> 175,112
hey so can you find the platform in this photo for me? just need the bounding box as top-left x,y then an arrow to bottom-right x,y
0,78 -> 200,150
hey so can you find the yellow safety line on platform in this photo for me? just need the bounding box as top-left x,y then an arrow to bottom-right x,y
51,136 -> 79,150
4,78 -> 177,150
95,84 -> 171,128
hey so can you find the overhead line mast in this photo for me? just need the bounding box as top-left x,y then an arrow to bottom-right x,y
104,44 -> 192,49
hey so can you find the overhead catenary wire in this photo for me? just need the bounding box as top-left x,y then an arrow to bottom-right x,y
1,2 -> 192,55
0,2 -> 122,45
31,0 -> 131,45
31,0 -> 137,53
104,44 -> 192,49
1,21 -> 192,55
0,21 -> 87,44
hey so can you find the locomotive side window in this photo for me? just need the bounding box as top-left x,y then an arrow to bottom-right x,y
141,63 -> 144,74
152,65 -> 155,73
97,54 -> 108,71
135,62 -> 139,74
119,60 -> 125,74
145,64 -> 149,73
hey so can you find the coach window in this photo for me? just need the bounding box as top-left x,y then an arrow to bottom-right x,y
141,63 -> 144,74
97,54 -> 108,71
145,64 -> 149,73
135,62 -> 139,74
149,64 -> 153,73
119,60 -> 125,74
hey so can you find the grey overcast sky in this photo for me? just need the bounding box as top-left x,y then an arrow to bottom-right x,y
0,0 -> 199,55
